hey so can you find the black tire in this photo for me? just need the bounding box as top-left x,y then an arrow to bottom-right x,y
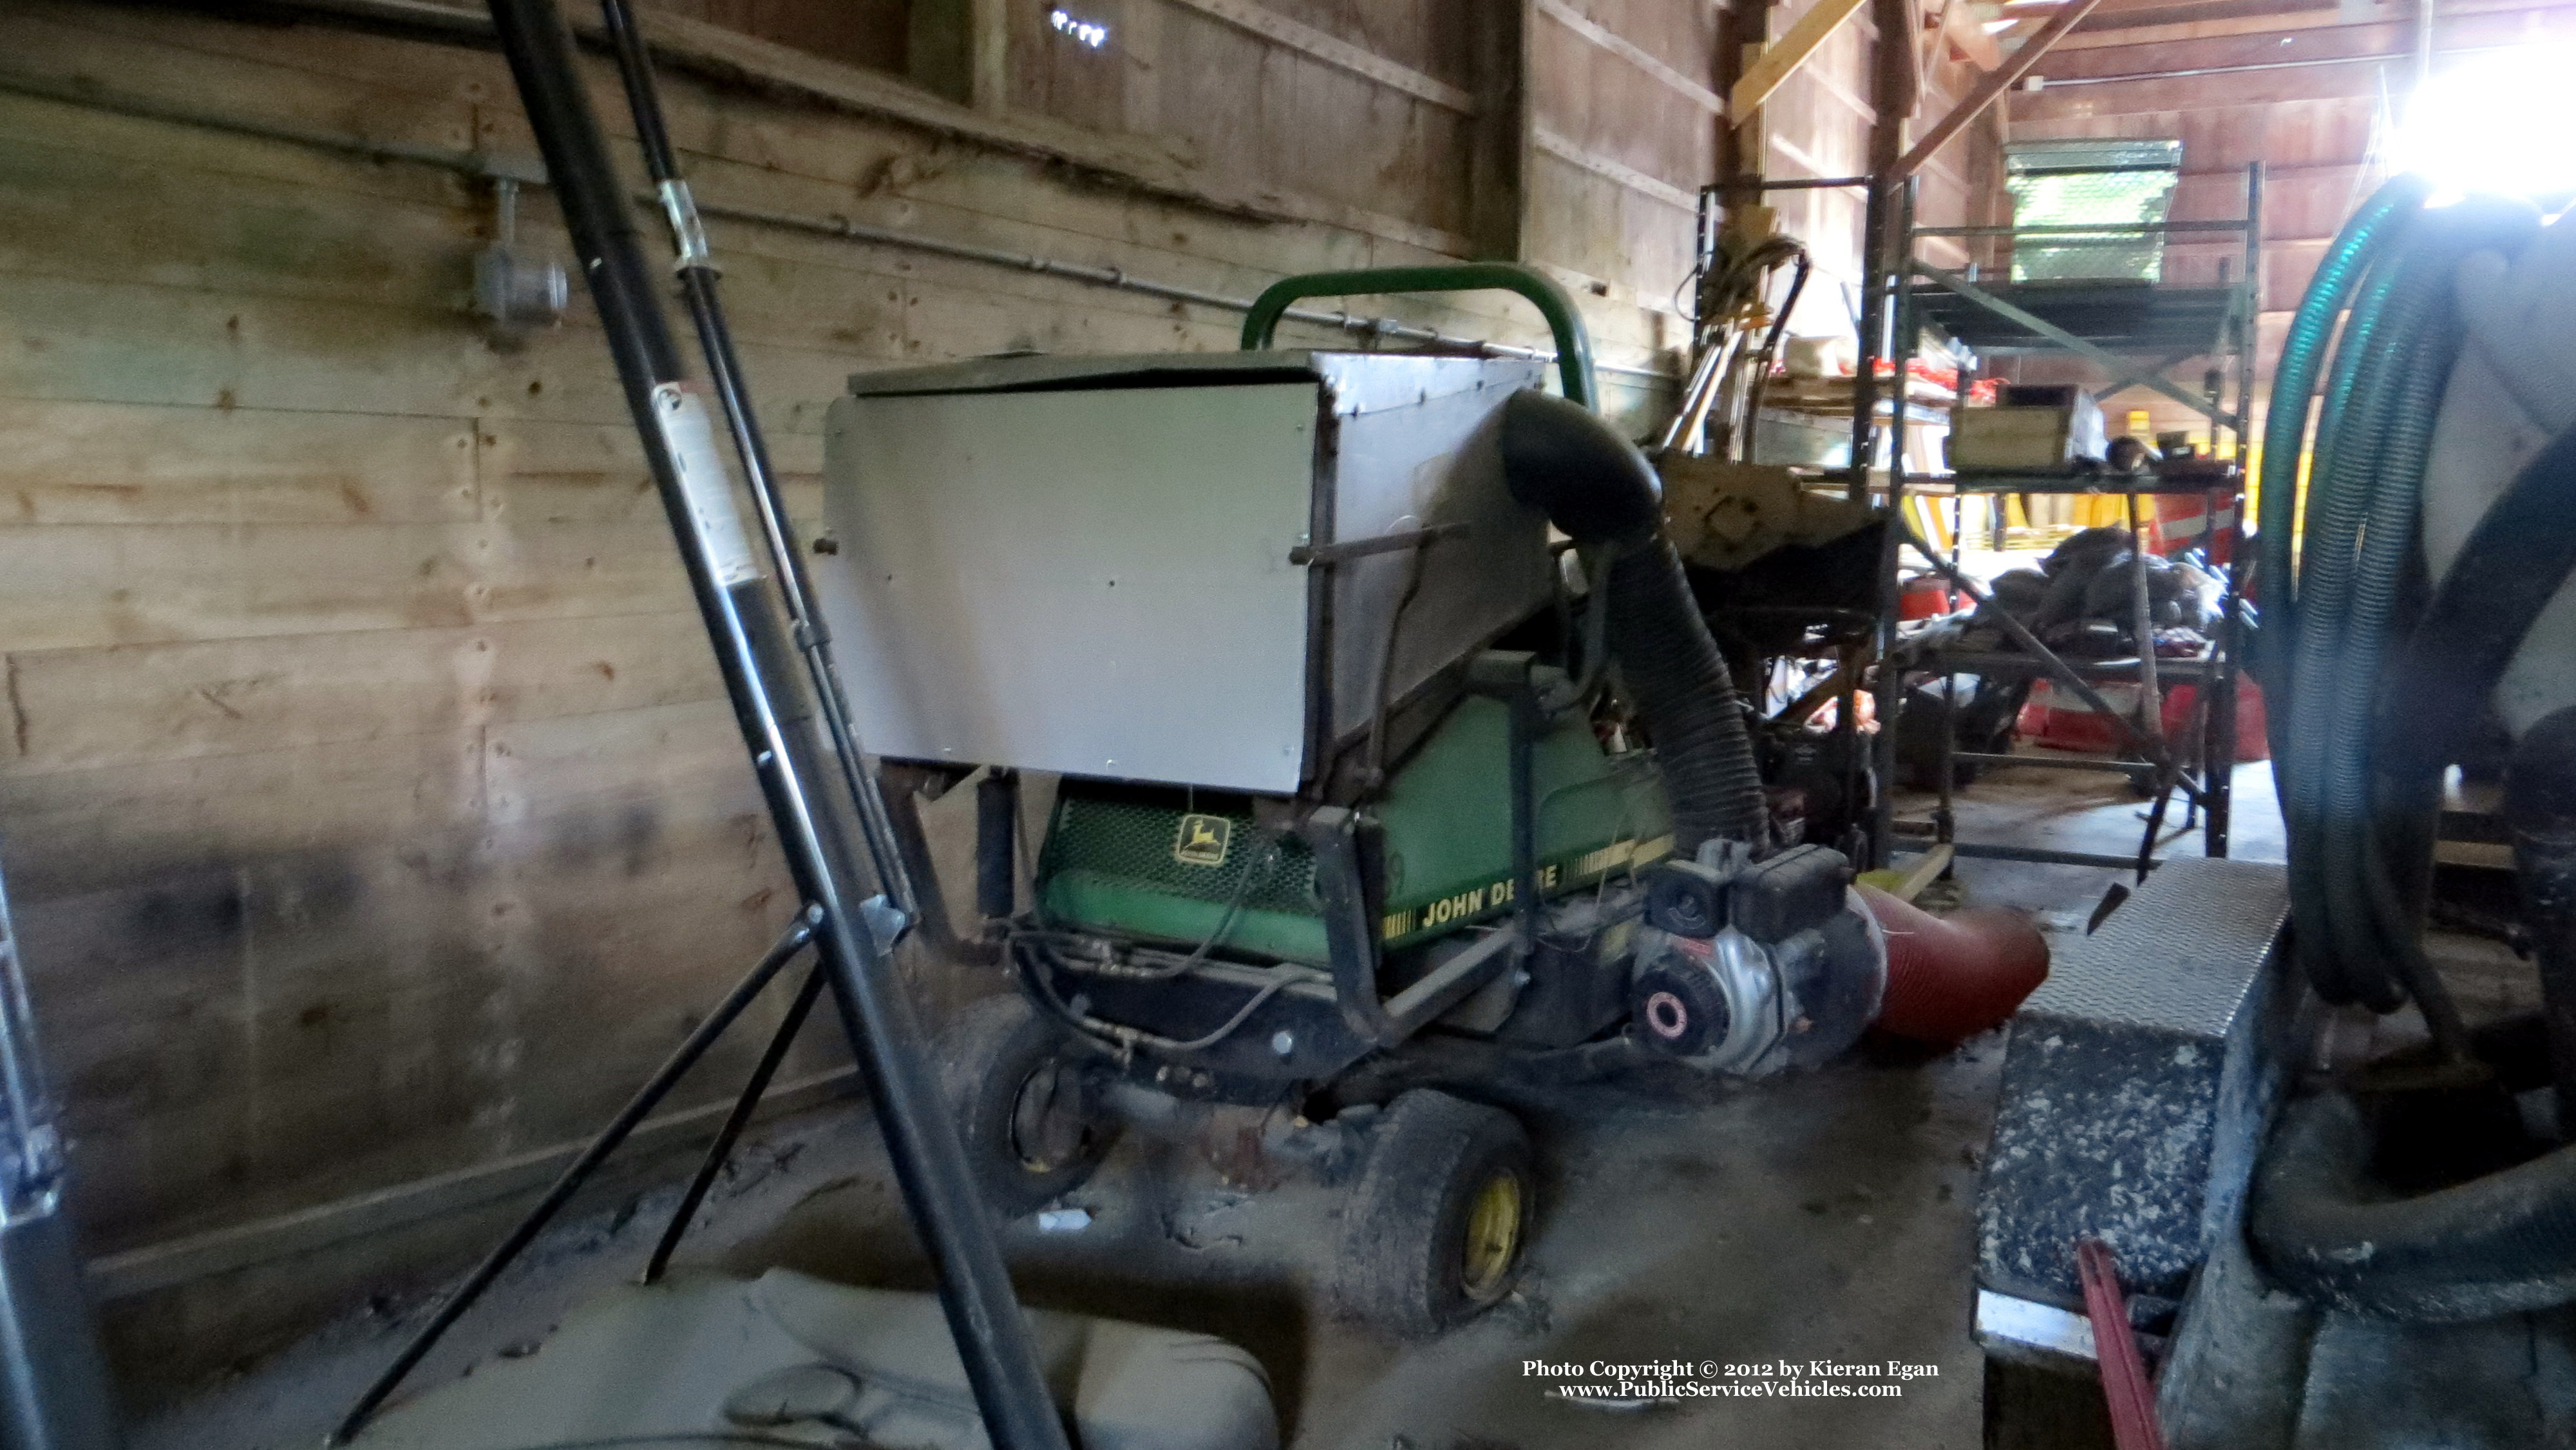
1982,1359 -> 2116,1450
1334,1090 -> 1536,1337
936,995 -> 1117,1218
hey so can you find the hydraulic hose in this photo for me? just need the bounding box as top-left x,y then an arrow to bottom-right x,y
2284,236 -> 2418,1007
1497,390 -> 1771,854
2255,173 -> 2426,1002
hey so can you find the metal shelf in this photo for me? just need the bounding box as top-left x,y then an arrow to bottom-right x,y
1850,163 -> 2264,872
1941,467 -> 2244,495
1922,648 -> 2219,685
1907,280 -> 2240,355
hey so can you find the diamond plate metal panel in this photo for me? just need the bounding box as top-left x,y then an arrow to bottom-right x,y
2024,858 -> 2291,1038
1978,858 -> 2298,1307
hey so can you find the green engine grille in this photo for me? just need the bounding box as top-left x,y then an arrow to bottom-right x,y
1039,792 -> 1320,917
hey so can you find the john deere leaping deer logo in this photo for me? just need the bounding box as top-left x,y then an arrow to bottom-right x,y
1173,814 -> 1233,868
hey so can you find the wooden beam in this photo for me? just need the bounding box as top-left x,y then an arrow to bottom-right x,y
1468,0 -> 1534,260
2050,0 -> 2571,49
1730,0 -> 1873,121
1895,0 -> 2106,175
906,0 -> 1007,112
1890,0 -> 1926,119
88,1067 -> 861,1300
1537,0 -> 1725,113
1159,0 -> 1477,113
1941,0 -> 2005,68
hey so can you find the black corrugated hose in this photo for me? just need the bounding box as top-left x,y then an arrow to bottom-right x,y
2268,190 -> 2541,1027
1497,391 -> 1770,855
2251,419 -> 2576,1321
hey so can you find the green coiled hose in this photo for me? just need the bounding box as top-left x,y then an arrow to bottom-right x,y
2256,174 -> 2432,714
2262,180 -> 2543,1029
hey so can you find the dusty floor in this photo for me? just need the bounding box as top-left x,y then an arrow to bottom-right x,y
136,761 -> 2288,1450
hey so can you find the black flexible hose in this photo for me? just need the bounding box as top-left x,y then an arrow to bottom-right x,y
1600,541 -> 1773,854
2379,422 -> 2576,787
2273,192 -> 2541,1023
1497,392 -> 1770,854
2251,425 -> 2576,1321
2507,709 -> 2576,1138
2252,1091 -> 2576,1322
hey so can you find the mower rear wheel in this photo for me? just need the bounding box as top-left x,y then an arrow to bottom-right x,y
936,995 -> 1117,1218
1334,1090 -> 1535,1337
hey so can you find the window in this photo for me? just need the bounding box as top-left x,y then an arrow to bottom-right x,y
2005,138 -> 2184,283
2397,45 -> 2576,202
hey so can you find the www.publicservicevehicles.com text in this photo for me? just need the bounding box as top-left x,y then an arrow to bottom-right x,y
1526,1359 -> 1938,1402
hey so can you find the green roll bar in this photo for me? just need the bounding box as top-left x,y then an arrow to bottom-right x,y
1238,263 -> 1598,412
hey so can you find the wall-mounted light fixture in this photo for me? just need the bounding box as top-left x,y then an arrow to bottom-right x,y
471,177 -> 569,350
1049,8 -> 1110,48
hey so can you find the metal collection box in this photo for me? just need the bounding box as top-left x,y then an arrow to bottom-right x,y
811,350 -> 1554,796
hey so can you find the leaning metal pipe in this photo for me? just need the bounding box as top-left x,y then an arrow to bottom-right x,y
594,0 -> 917,918
462,6 -> 1073,1450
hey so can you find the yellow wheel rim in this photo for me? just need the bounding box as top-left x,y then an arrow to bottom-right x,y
1460,1171 -> 1524,1301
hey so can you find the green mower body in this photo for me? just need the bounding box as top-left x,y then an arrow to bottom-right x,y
1036,694 -> 1674,966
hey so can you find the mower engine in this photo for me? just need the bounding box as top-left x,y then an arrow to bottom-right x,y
1630,843 -> 1887,1075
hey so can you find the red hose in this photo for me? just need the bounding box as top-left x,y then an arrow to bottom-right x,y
1860,884 -> 2050,1045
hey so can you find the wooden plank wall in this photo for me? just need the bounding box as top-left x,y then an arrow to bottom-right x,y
998,0 -> 1724,341
649,0 -> 912,72
1750,0 -> 1876,292
1721,0 -> 2010,339
0,0 -> 1848,1401
1528,0 -> 1721,307
2012,0 -> 2576,437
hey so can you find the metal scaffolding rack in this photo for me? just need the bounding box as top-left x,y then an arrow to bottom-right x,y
1854,164 -> 2265,874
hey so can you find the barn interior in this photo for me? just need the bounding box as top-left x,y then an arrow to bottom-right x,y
3,1 -> 2575,1448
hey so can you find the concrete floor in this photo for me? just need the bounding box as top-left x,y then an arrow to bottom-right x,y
138,761 -> 2295,1450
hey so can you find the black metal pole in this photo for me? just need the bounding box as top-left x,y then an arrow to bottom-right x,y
332,917 -> 813,1441
641,963 -> 828,1284
975,770 -> 1019,928
0,868 -> 120,1450
467,8 -> 1074,1450
594,0 -> 918,920
1846,182 -> 1891,506
1868,178 -> 1918,869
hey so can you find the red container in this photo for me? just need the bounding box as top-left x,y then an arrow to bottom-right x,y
2149,492 -> 2239,564
1899,575 -> 1959,620
2014,675 -> 2268,762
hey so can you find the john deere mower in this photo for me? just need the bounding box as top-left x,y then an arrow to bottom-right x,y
811,266 -> 1891,1334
